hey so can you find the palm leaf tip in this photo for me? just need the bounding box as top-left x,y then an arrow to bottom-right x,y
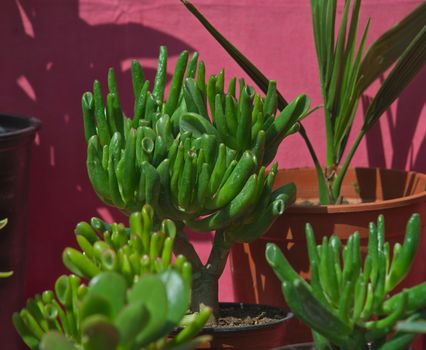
362,25 -> 426,131
180,0 -> 288,108
357,2 -> 426,93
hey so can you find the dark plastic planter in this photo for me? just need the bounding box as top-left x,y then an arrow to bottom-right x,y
0,114 -> 40,349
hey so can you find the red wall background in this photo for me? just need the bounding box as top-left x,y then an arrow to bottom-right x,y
0,0 -> 424,302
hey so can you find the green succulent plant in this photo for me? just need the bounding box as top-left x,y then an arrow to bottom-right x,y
14,272 -> 211,350
62,205 -> 187,284
81,46 -> 305,315
181,0 -> 426,204
0,218 -> 13,278
13,205 -> 211,350
266,214 -> 426,350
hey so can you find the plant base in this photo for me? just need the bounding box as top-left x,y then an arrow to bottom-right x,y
195,302 -> 291,349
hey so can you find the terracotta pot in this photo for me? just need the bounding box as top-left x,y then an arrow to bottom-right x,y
195,302 -> 292,349
0,114 -> 40,350
231,167 -> 426,345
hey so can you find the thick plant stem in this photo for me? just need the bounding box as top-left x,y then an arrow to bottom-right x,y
191,269 -> 220,320
206,231 -> 232,277
173,227 -> 203,272
192,231 -> 232,318
173,228 -> 231,318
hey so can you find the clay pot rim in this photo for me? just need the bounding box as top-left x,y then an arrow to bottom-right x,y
0,114 -> 41,140
280,167 -> 426,214
199,302 -> 292,334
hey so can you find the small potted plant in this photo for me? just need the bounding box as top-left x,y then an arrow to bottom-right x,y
77,46 -> 308,348
180,0 -> 426,315
13,205 -> 212,350
266,213 -> 426,349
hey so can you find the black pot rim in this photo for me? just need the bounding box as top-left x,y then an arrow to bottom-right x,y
0,113 -> 41,139
200,302 -> 292,334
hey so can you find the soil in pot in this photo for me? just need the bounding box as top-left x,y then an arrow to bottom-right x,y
231,167 -> 426,345
193,302 -> 292,349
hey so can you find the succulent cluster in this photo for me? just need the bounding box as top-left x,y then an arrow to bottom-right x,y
82,46 -> 304,222
14,272 -> 211,350
13,205 -> 211,350
266,214 -> 426,349
81,46 -> 304,313
63,204 -> 191,285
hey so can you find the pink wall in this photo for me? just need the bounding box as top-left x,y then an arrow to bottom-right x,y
0,0 -> 424,302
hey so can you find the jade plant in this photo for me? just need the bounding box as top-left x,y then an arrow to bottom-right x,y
13,205 -> 211,350
62,205 -> 185,284
181,0 -> 426,204
266,214 -> 426,349
81,47 -> 307,315
0,218 -> 13,278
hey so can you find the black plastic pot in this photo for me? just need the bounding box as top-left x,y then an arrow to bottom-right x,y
0,114 -> 40,349
194,302 -> 292,349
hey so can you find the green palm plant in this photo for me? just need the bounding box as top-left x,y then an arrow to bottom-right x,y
181,0 -> 426,204
266,214 -> 426,349
13,205 -> 211,350
81,47 -> 308,316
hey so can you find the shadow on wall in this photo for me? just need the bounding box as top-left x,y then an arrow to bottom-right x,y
363,68 -> 426,173
0,0 -> 195,298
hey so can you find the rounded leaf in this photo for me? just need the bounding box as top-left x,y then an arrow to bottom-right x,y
88,272 -> 127,318
128,274 -> 169,347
